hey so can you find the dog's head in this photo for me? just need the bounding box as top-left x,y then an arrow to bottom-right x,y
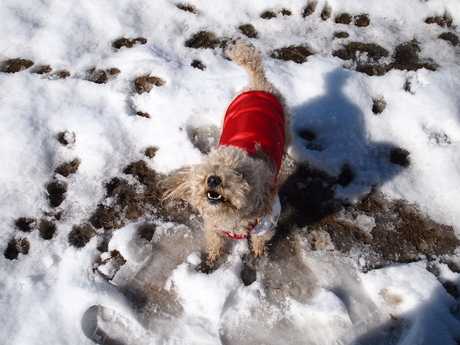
161,146 -> 276,222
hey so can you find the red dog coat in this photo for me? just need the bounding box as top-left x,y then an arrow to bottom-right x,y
219,90 -> 285,179
218,90 -> 285,239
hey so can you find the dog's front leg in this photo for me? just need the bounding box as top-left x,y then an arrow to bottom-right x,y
250,230 -> 275,258
204,221 -> 226,263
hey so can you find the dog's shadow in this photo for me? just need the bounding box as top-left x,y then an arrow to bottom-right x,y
278,68 -> 406,234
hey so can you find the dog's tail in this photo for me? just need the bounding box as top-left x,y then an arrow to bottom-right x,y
225,40 -> 272,91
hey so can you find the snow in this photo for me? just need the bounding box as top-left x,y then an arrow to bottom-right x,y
1,0 -> 460,344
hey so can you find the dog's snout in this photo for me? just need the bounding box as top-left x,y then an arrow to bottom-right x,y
207,175 -> 222,188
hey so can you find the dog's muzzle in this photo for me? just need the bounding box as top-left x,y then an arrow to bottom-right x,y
207,175 -> 221,188
207,175 -> 224,204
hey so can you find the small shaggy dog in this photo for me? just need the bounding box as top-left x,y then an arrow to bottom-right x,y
162,40 -> 292,263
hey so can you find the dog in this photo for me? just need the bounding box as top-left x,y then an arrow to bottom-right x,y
161,40 -> 292,263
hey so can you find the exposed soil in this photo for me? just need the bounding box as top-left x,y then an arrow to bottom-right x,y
112,37 -> 147,49
354,14 -> 371,27
175,3 -> 199,14
33,65 -> 53,74
144,146 -> 158,158
439,32 -> 459,46
39,219 -> 57,240
55,158 -> 81,177
372,98 -> 386,114
277,162 -> 460,272
425,12 -> 453,28
260,11 -> 277,20
191,59 -> 206,70
86,68 -> 120,84
136,111 -> 150,118
46,179 -> 68,207
4,237 -> 30,260
302,2 -> 318,17
15,217 -> 36,232
334,31 -> 350,39
321,5 -> 332,21
391,40 -> 437,72
333,40 -> 437,76
68,223 -> 97,248
1,58 -> 34,73
335,13 -> 353,25
389,148 -> 411,167
52,70 -> 71,79
133,75 -> 165,94
271,45 -> 314,64
238,24 -> 258,39
185,31 -> 223,49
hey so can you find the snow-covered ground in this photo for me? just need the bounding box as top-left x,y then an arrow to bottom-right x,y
1,0 -> 460,344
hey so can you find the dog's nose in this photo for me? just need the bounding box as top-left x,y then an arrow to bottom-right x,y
207,175 -> 222,188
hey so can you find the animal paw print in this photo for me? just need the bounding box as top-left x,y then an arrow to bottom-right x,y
4,131 -> 80,260
0,37 -> 165,118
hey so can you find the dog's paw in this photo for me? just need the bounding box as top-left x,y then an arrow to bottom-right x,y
206,250 -> 223,265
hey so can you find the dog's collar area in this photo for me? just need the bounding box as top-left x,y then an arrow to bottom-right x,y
217,195 -> 281,240
218,220 -> 259,239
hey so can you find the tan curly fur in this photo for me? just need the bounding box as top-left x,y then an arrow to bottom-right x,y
161,40 -> 292,263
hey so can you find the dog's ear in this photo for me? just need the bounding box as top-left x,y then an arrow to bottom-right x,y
159,166 -> 193,204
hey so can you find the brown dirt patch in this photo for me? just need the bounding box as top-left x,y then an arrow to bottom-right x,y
55,158 -> 81,177
333,40 -> 437,76
33,65 -> 53,74
133,76 -> 165,94
87,68 -> 120,84
425,13 -> 453,28
15,217 -> 36,232
333,42 -> 390,62
335,13 -> 353,25
260,11 -> 277,20
439,32 -> 459,46
302,2 -> 318,17
113,38 -> 147,49
271,45 -> 314,64
136,111 -> 150,118
321,5 -> 332,21
39,219 -> 57,240
389,148 -> 411,167
391,40 -> 437,72
1,59 -> 34,73
176,3 -> 199,14
191,59 -> 206,70
4,237 -> 30,260
89,162 -> 161,230
185,31 -> 225,49
144,147 -> 158,158
69,223 -> 96,248
238,24 -> 258,39
46,180 -> 68,207
372,98 -> 386,114
277,163 -> 460,272
334,31 -> 350,39
355,14 -> 371,27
